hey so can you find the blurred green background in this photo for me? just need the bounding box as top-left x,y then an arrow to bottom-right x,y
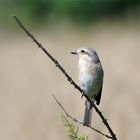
1,0 -> 140,27
0,1 -> 140,140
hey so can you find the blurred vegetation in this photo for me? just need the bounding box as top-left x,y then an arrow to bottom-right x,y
61,113 -> 88,140
1,0 -> 140,27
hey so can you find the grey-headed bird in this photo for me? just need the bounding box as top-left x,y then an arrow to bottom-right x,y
71,47 -> 104,126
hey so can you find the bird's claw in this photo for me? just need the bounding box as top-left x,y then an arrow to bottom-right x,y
91,99 -> 95,106
81,90 -> 85,99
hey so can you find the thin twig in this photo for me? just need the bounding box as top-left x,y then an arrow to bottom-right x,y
52,94 -> 112,139
13,15 -> 117,140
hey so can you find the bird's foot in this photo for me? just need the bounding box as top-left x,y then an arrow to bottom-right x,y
81,90 -> 86,99
91,99 -> 96,106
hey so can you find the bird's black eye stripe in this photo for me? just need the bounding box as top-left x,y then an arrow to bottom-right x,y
81,50 -> 85,53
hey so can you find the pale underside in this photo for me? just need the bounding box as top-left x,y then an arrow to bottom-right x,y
79,59 -> 103,99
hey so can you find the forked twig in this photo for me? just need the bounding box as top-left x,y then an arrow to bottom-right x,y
13,15 -> 117,140
52,94 -> 112,139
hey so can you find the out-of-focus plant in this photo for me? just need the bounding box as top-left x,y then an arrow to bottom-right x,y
2,0 -> 140,26
61,113 -> 88,140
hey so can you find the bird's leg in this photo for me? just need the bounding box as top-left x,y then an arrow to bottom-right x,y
81,90 -> 86,99
91,99 -> 96,109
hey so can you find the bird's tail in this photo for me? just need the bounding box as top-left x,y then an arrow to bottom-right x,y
83,100 -> 92,126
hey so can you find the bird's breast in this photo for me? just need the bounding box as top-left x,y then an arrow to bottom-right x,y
78,59 -> 103,99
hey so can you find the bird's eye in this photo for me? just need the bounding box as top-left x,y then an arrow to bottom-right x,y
81,50 -> 85,53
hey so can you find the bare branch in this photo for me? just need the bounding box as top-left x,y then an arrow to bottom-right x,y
52,94 -> 112,139
13,15 -> 117,140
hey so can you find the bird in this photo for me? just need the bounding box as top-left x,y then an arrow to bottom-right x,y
71,47 -> 104,126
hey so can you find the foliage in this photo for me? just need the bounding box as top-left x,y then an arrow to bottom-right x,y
61,113 -> 88,140
1,0 -> 140,26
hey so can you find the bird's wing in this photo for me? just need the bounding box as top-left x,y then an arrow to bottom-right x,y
95,85 -> 103,105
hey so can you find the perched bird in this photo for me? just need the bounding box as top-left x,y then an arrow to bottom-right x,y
71,47 -> 104,126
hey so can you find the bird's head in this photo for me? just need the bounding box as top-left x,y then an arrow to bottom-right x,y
71,47 -> 100,62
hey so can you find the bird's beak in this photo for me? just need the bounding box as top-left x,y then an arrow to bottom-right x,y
71,50 -> 77,55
